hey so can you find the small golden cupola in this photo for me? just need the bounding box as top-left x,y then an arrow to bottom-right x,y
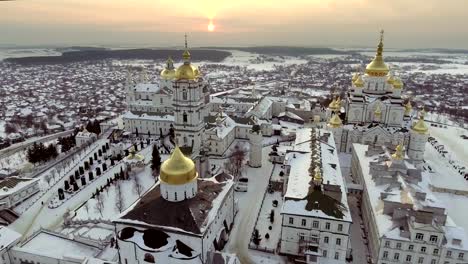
412,110 -> 429,135
354,74 -> 364,88
393,77 -> 404,89
352,72 -> 359,83
374,104 -> 382,118
160,56 -> 176,80
175,34 -> 200,80
328,96 -> 339,112
404,101 -> 412,116
365,30 -> 389,77
391,144 -> 405,160
312,167 -> 323,187
160,146 -> 199,202
327,113 -> 343,128
386,72 -> 395,85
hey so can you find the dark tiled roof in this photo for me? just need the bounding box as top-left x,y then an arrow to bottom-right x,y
119,180 -> 227,234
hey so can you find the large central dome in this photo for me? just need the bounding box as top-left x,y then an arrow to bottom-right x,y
365,31 -> 389,77
160,146 -> 198,185
175,50 -> 200,80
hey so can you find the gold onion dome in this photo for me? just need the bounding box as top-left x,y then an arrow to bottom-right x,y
412,114 -> 429,135
327,113 -> 343,128
365,30 -> 389,77
160,57 -> 176,80
352,72 -> 359,82
354,75 -> 364,88
313,167 -> 323,182
387,74 -> 395,85
391,144 -> 405,160
374,105 -> 382,116
160,146 -> 198,185
393,78 -> 404,89
404,101 -> 412,115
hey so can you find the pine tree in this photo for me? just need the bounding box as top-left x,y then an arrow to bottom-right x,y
252,229 -> 262,245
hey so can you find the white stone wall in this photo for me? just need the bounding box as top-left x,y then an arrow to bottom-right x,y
160,180 -> 198,202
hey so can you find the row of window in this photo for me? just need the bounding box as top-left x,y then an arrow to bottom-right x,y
322,250 -> 340,260
383,250 -> 465,261
289,217 -> 344,232
299,234 -> 342,246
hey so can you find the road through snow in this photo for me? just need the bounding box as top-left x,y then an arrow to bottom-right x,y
225,146 -> 275,264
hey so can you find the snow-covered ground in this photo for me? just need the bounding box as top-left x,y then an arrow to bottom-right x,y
0,120 -> 5,138
74,165 -> 156,221
219,50 -> 308,71
428,125 -> 468,169
251,189 -> 283,252
432,193 -> 468,232
224,145 -> 286,264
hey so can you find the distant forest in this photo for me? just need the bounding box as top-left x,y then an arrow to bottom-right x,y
4,48 -> 232,65
202,46 -> 354,56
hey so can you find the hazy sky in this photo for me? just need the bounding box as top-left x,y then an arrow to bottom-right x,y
1,0 -> 467,48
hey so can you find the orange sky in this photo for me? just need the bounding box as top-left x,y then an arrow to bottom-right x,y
1,0 -> 467,48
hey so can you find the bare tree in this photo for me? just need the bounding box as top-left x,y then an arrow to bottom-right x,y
44,174 -> 52,187
83,202 -> 90,214
94,192 -> 105,217
115,182 -> 125,213
227,144 -> 247,180
132,174 -> 144,197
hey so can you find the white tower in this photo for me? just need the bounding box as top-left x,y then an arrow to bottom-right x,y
327,113 -> 343,151
248,124 -> 263,168
159,146 -> 198,202
173,35 -> 206,157
407,111 -> 429,163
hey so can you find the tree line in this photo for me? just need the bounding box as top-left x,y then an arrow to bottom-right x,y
26,142 -> 58,165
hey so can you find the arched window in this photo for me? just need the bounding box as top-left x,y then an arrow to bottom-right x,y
144,253 -> 155,263
182,89 -> 187,100
175,192 -> 178,201
183,112 -> 188,123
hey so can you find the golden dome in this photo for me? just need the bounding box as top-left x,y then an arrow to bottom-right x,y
393,78 -> 403,89
374,105 -> 382,116
391,144 -> 404,160
404,101 -> 412,116
386,74 -> 395,85
412,116 -> 429,135
160,69 -> 176,80
327,113 -> 342,128
365,30 -> 389,77
354,75 -> 364,88
352,72 -> 359,82
175,64 -> 200,80
160,146 -> 198,185
313,167 -> 322,182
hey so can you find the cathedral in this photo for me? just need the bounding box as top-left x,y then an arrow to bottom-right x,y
326,31 -> 429,166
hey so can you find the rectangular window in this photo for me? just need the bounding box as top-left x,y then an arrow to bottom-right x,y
433,248 -> 439,255
324,236 -> 329,244
431,259 -> 436,264
384,241 -> 390,248
408,244 -> 414,251
338,224 -> 343,232
459,253 -> 465,260
447,250 -> 452,257
301,219 -> 306,226
396,242 -> 401,249
383,251 -> 388,259
429,235 -> 438,243
418,257 -> 424,263
336,238 -> 341,246
312,221 -> 319,229
416,233 -> 424,241
406,255 -> 412,262
421,247 -> 426,253
325,222 -> 330,230
334,252 -> 339,260
394,253 -> 399,260
323,250 -> 327,257
289,217 -> 294,224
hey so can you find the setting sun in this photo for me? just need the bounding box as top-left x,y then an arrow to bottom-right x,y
208,21 -> 215,32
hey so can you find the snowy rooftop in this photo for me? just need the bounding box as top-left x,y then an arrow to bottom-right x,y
122,111 -> 174,122
282,128 -> 352,222
133,83 -> 160,93
0,226 -> 21,248
353,143 -> 468,247
116,173 -> 234,235
18,230 -> 101,260
0,177 -> 39,197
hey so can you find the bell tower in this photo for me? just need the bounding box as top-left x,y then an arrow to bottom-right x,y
172,34 -> 206,157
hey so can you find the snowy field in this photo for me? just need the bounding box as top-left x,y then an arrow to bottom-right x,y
0,120 -> 5,138
428,125 -> 468,169
432,192 -> 468,232
217,50 -> 308,71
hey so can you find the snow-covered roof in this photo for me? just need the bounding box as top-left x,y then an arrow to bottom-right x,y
0,226 -> 21,249
134,83 -> 160,93
0,177 -> 39,197
122,111 -> 174,122
281,128 -> 352,222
